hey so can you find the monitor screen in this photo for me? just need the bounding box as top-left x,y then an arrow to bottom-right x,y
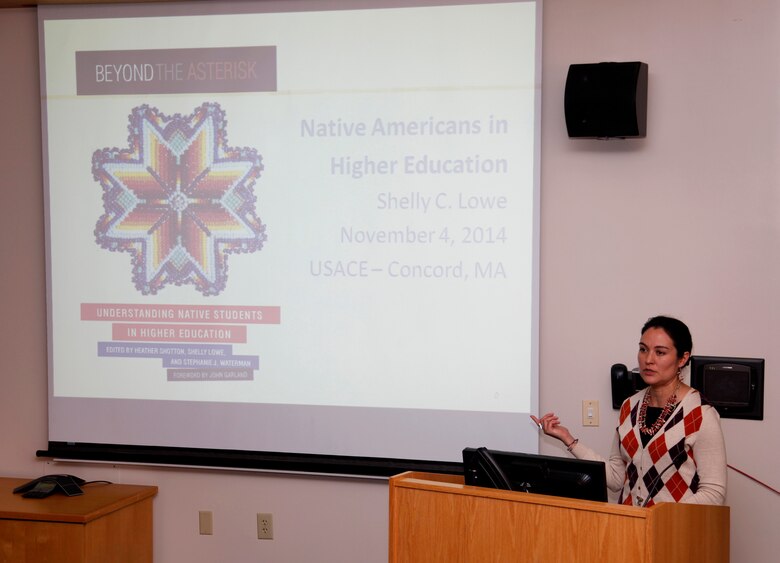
462,447 -> 607,502
705,366 -> 750,405
689,355 -> 764,420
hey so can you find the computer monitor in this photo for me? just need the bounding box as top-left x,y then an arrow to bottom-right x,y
462,447 -> 608,502
689,355 -> 764,420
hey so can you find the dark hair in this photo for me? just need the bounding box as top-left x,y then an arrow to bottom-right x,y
641,315 -> 693,366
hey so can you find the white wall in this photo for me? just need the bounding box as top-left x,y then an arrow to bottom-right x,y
539,1 -> 780,561
1,1 -> 778,561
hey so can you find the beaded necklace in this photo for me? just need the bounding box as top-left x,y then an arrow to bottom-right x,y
638,381 -> 680,436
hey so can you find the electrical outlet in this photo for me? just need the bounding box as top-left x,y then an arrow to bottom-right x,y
257,513 -> 273,540
582,400 -> 599,426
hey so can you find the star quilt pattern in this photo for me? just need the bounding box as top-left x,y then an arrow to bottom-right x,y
92,103 -> 267,296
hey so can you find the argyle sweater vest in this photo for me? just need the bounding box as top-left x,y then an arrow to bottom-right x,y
616,391 -> 710,506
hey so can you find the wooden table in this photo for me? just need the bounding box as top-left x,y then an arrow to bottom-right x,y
0,477 -> 157,563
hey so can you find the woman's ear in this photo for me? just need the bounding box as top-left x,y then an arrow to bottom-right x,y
679,351 -> 691,369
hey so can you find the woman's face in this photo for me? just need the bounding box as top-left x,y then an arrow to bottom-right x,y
638,327 -> 690,387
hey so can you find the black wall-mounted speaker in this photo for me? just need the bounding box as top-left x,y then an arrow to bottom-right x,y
564,61 -> 648,139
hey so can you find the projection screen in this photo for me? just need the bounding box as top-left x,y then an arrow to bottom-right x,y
39,0 -> 541,475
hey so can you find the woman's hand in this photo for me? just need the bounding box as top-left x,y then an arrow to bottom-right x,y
530,412 -> 575,447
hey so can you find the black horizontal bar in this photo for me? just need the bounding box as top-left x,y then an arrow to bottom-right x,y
38,442 -> 463,478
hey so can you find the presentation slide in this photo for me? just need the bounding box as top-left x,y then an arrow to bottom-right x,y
40,0 -> 540,465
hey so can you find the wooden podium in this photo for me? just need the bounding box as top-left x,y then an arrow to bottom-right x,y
389,472 -> 729,563
0,477 -> 157,563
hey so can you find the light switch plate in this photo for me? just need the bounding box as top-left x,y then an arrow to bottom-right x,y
582,400 -> 599,426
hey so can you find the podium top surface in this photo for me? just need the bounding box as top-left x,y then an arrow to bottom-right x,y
390,472 -> 729,520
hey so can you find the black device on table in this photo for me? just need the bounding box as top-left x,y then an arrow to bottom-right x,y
12,474 -> 86,498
